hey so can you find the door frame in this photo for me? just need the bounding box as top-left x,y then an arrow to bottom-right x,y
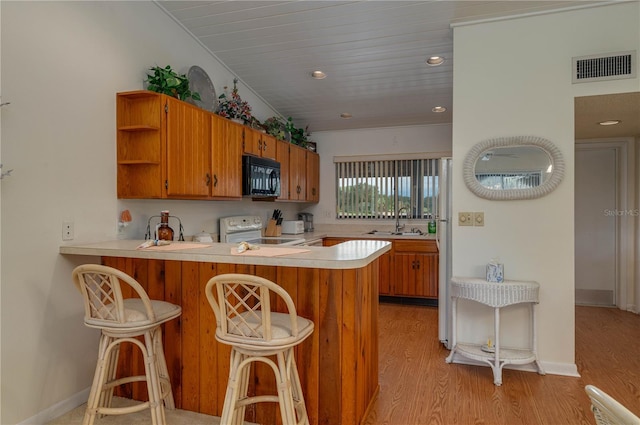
575,138 -> 635,311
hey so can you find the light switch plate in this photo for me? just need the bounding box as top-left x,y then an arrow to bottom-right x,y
458,212 -> 473,226
474,212 -> 484,226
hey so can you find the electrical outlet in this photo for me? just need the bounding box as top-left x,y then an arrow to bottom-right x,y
458,212 -> 473,226
474,212 -> 485,226
62,221 -> 74,241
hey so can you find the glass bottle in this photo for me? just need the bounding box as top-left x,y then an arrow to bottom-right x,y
428,220 -> 437,234
157,210 -> 174,241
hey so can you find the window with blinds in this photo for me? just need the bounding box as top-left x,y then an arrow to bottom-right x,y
335,158 -> 439,220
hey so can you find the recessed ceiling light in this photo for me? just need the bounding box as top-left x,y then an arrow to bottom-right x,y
426,56 -> 445,66
311,70 -> 327,80
432,106 -> 447,113
598,120 -> 621,126
340,113 -> 352,119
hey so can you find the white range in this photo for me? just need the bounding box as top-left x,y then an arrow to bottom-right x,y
219,215 -> 306,246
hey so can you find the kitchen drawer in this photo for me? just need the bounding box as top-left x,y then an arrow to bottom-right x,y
394,239 -> 438,253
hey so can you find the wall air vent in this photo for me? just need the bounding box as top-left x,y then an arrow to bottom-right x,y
572,51 -> 635,83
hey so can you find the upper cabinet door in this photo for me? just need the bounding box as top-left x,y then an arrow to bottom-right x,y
306,151 -> 319,202
243,126 -> 262,157
259,133 -> 277,160
276,139 -> 291,200
289,144 -> 307,201
165,97 -> 212,197
243,128 -> 277,160
211,116 -> 243,198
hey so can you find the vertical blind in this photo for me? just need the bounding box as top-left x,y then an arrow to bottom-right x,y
335,158 -> 439,220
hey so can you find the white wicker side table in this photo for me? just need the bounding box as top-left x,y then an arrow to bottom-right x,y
445,276 -> 545,385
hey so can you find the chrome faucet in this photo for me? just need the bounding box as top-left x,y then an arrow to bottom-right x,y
395,207 -> 408,233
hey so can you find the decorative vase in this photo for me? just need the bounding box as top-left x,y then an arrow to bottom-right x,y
157,210 -> 174,241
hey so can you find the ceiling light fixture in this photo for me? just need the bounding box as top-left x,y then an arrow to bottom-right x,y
598,120 -> 621,126
340,113 -> 352,119
426,56 -> 445,66
432,106 -> 446,113
311,70 -> 327,80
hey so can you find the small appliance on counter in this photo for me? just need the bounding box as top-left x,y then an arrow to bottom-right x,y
298,212 -> 314,232
281,220 -> 305,235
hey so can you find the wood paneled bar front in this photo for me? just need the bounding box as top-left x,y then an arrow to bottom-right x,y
60,240 -> 390,425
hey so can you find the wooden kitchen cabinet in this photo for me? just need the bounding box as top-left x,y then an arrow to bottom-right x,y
165,97 -> 212,198
211,115 -> 243,198
116,90 -> 317,202
289,143 -> 307,201
306,150 -> 320,202
116,91 -> 164,198
323,237 -> 438,298
393,240 -> 439,298
117,90 -> 244,200
244,128 -> 276,160
276,139 -> 291,200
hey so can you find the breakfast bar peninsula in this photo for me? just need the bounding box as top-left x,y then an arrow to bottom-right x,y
60,239 -> 390,425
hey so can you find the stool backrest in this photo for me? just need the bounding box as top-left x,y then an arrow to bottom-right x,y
205,273 -> 299,344
585,385 -> 640,425
72,264 -> 156,327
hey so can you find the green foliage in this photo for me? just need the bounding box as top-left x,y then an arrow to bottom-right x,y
285,117 -> 310,147
146,65 -> 201,102
337,183 -> 394,217
263,117 -> 286,140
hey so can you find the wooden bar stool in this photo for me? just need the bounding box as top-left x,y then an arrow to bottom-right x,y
205,273 -> 314,425
72,264 -> 181,425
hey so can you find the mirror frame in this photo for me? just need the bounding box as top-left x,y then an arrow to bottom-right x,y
463,135 -> 565,200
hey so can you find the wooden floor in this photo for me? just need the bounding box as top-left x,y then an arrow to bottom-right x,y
363,303 -> 640,425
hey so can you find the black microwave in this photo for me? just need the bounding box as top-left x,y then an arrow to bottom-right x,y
242,155 -> 281,197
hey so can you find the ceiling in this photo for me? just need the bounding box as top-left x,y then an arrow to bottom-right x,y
158,1 -> 635,138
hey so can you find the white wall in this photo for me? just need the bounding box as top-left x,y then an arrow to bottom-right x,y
452,2 -> 639,373
309,124 -> 452,225
0,2 -> 303,423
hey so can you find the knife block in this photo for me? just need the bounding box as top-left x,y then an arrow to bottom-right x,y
264,219 -> 282,237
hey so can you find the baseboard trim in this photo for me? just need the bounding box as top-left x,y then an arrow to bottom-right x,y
449,355 -> 580,377
17,387 -> 89,425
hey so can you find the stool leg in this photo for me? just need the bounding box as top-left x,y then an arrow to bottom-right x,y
221,348 -> 243,424
84,334 -> 113,425
153,327 -> 175,409
289,352 -> 309,425
233,353 -> 251,425
143,330 -> 165,425
276,351 -> 296,425
98,338 -> 121,416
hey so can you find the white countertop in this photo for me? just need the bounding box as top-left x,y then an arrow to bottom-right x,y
60,239 -> 391,270
291,229 -> 438,242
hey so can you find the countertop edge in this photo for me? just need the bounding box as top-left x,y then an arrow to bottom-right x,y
60,240 -> 391,270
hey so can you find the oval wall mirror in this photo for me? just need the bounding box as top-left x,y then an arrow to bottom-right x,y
463,136 -> 565,200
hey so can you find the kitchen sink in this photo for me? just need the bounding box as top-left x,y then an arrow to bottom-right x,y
365,230 -> 424,236
366,230 -> 395,235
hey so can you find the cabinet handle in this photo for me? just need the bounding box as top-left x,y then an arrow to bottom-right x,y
263,140 -> 267,152
312,188 -> 316,196
213,174 -> 218,187
297,185 -> 301,194
205,173 -> 211,186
